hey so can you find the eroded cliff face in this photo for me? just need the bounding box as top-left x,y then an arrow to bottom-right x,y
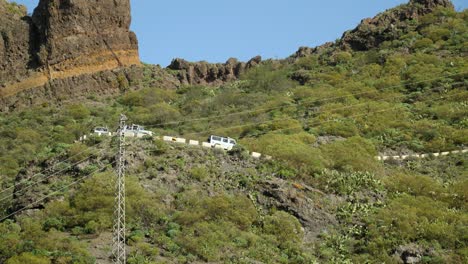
0,0 -> 140,110
32,0 -> 139,74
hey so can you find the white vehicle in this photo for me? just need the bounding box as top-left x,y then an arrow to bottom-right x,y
208,135 -> 237,150
122,124 -> 153,137
93,127 -> 109,135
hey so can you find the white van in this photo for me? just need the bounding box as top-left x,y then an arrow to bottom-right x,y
122,124 -> 153,137
208,135 -> 237,150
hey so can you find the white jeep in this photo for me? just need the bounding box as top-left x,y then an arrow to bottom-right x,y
208,135 -> 237,150
122,124 -> 153,137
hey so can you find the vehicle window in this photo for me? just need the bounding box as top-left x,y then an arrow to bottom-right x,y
229,140 -> 235,144
223,138 -> 228,143
213,136 -> 221,141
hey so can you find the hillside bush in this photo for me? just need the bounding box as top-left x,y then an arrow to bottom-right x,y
320,136 -> 379,172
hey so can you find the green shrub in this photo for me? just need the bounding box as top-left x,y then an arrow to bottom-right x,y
66,104 -> 91,120
6,253 -> 51,264
333,51 -> 353,64
413,38 -> 434,50
189,166 -> 209,181
320,136 -> 379,172
263,211 -> 304,248
175,193 -> 257,230
241,62 -> 296,93
84,220 -> 99,234
316,170 -> 382,195
242,133 -> 324,173
0,221 -> 21,262
364,195 -> 467,257
67,143 -> 91,163
43,217 -> 64,232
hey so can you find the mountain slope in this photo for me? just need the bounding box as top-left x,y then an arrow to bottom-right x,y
0,0 -> 466,263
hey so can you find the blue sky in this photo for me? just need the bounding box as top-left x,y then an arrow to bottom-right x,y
13,0 -> 468,66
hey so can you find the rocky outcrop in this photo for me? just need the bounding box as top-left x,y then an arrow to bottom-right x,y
340,0 -> 454,51
256,179 -> 337,242
32,0 -> 139,72
168,56 -> 262,86
290,0 -> 455,58
0,0 -> 140,110
0,1 -> 36,86
392,244 -> 437,264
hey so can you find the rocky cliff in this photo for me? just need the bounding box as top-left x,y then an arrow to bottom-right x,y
0,1 -> 33,87
0,0 -> 140,110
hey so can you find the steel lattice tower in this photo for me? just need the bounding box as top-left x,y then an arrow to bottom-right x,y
113,114 -> 127,264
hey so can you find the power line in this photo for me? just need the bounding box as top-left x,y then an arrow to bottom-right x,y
0,140 -> 107,196
141,71 -> 467,129
0,161 -> 115,223
180,90 -> 466,138
0,148 -> 106,204
181,90 -> 466,138
2,73 -> 463,214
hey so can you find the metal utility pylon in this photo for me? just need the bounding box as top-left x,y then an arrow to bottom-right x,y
113,114 -> 127,264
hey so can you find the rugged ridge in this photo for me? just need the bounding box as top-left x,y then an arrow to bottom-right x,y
340,0 -> 454,51
0,0 -> 140,110
292,0 -> 455,58
0,0 -> 457,110
167,56 -> 262,86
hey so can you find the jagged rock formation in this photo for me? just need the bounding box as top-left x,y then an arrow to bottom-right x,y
168,56 -> 262,86
0,0 -> 140,111
291,0 -> 455,58
340,0 -> 454,51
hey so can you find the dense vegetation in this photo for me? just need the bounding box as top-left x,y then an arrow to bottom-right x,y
0,2 -> 467,264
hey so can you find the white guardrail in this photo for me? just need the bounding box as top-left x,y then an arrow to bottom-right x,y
79,132 -> 466,161
377,149 -> 467,161
79,133 -> 273,160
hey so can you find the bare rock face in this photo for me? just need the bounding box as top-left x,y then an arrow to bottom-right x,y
256,179 -> 337,242
0,1 -> 36,85
168,56 -> 262,86
0,0 -> 140,110
340,0 -> 454,51
32,0 -> 139,72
